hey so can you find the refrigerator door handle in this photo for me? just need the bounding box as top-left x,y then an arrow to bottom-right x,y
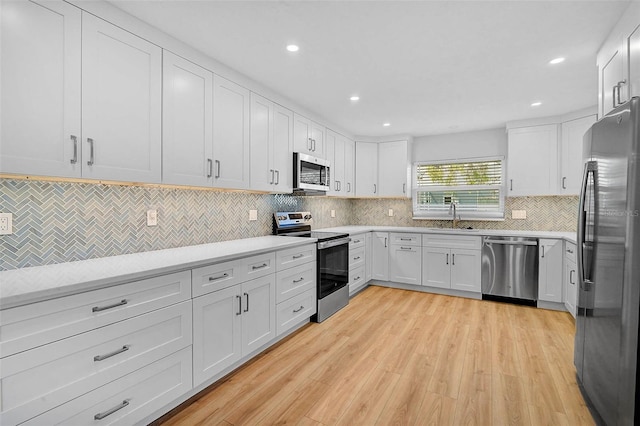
577,160 -> 597,287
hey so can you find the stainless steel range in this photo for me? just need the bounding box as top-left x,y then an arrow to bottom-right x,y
273,212 -> 350,322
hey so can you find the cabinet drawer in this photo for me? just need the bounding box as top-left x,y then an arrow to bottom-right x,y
192,252 -> 275,297
390,233 -> 421,246
349,265 -> 366,290
276,289 -> 316,336
349,234 -> 366,249
21,347 -> 192,426
276,262 -> 316,304
565,241 -> 576,263
349,246 -> 365,270
0,301 -> 192,426
0,271 -> 191,358
422,234 -> 482,250
276,244 -> 316,271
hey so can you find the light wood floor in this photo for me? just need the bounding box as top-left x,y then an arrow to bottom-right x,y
161,286 -> 594,425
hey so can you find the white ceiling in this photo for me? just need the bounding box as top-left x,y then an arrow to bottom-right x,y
107,0 -> 629,137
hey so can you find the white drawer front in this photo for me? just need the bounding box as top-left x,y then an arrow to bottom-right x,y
0,271 -> 191,358
276,262 -> 316,304
349,246 -> 365,270
192,252 -> 275,297
422,234 -> 482,250
390,233 -> 421,246
0,301 -> 192,425
21,347 -> 193,426
565,241 -> 576,263
244,252 -> 276,281
276,244 -> 316,271
276,289 -> 316,336
349,266 -> 367,295
348,234 -> 366,249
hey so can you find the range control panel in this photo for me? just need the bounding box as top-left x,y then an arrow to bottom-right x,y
274,211 -> 313,227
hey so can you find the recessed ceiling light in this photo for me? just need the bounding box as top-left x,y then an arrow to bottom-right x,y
383,122 -> 391,127
531,102 -> 542,107
350,95 -> 360,101
549,57 -> 565,65
286,44 -> 299,52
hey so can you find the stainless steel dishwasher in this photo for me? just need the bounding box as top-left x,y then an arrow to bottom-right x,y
481,236 -> 539,302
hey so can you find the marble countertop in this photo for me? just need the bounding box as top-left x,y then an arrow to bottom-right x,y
0,236 -> 315,309
316,225 -> 576,243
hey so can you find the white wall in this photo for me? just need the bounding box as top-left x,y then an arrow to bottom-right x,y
413,128 -> 507,162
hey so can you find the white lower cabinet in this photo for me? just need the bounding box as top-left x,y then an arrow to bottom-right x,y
538,239 -> 564,303
422,247 -> 450,289
422,235 -> 481,293
349,234 -> 368,295
389,233 -> 422,285
371,232 -> 390,281
22,347 -> 192,426
564,242 -> 578,317
276,290 -> 315,336
365,232 -> 373,283
192,274 -> 275,387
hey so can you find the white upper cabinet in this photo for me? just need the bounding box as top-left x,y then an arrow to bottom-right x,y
249,93 -> 293,192
213,76 -> 251,189
82,13 -> 162,183
326,130 -> 353,197
378,140 -> 410,197
1,0 -> 82,178
597,1 -> 640,116
355,142 -> 379,196
344,138 -> 355,196
293,114 -> 325,157
507,124 -> 559,196
162,51 -> 213,187
560,114 -> 596,195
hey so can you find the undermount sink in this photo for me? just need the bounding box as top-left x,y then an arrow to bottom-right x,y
425,227 -> 480,232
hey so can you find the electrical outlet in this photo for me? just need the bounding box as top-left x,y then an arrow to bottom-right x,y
388,209 -> 394,217
146,209 -> 158,226
249,210 -> 258,221
512,209 -> 527,220
331,210 -> 336,218
0,213 -> 13,235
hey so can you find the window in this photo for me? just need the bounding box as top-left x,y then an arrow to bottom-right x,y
412,157 -> 505,220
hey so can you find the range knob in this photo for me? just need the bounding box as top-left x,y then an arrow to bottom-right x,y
278,215 -> 287,221
304,214 -> 312,220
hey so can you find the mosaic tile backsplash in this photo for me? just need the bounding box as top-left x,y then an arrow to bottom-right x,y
0,178 -> 576,270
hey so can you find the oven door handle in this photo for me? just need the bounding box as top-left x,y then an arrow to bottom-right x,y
317,237 -> 351,250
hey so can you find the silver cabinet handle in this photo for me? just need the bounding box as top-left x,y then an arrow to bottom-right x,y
567,249 -> 574,254
236,295 -> 242,315
94,399 -> 130,420
293,305 -> 304,313
270,169 -> 274,184
541,245 -> 545,258
292,253 -> 304,259
400,247 -> 412,250
70,135 -> 78,164
353,256 -> 361,260
570,269 -> 575,284
312,139 -> 316,152
293,277 -> 305,283
87,138 -> 95,166
374,184 -> 377,194
616,80 -> 627,106
207,159 -> 213,178
93,299 -> 127,313
275,170 -> 280,185
252,263 -> 268,270
347,182 -> 351,192
562,177 -> 566,189
510,179 -> 513,191
403,183 -> 406,194
243,292 -> 249,312
353,239 -> 361,244
335,181 -> 339,191
452,253 -> 455,265
400,238 -> 411,241
94,345 -> 130,362
308,137 -> 312,151
354,276 -> 361,281
209,273 -> 228,281
215,160 -> 221,178
446,253 -> 449,265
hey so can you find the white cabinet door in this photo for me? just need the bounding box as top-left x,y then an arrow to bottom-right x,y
389,245 -> 422,285
355,142 -> 379,196
241,275 -> 276,356
272,104 -> 294,192
538,239 -> 564,303
371,232 -> 389,281
82,13 -> 162,183
310,121 -> 325,158
344,138 -> 355,196
192,286 -> 242,386
629,25 -> 640,100
601,45 -> 625,117
293,113 -> 313,154
213,75 -> 250,189
507,124 -> 559,196
564,259 -> 577,317
422,247 -> 450,289
1,0 -> 81,178
325,129 -> 338,195
333,135 -> 346,196
450,249 -> 481,292
249,93 -> 274,192
365,232 -> 373,282
378,140 -> 409,197
162,51 -> 213,187
560,115 -> 596,195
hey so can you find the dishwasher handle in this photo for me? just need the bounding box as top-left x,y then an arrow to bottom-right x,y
483,238 -> 538,246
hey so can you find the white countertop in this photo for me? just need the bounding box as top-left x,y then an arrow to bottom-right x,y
316,225 -> 576,243
0,236 -> 315,309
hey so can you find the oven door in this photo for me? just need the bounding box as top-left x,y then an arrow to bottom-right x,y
317,238 -> 349,299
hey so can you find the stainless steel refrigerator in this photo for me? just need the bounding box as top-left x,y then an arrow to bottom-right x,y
576,96 -> 640,425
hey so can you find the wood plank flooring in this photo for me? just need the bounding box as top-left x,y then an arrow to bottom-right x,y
160,286 -> 594,425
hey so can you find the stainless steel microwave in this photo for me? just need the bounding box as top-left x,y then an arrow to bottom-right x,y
293,152 -> 330,194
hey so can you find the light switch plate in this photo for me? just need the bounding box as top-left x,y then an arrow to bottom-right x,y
331,210 -> 336,218
249,210 -> 258,221
146,209 -> 158,226
0,213 -> 13,235
512,209 -> 527,220
388,209 -> 394,217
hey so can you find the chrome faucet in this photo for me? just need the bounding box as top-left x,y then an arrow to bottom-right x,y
448,202 -> 460,228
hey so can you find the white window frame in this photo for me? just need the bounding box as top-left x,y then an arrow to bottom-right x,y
412,156 -> 506,221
